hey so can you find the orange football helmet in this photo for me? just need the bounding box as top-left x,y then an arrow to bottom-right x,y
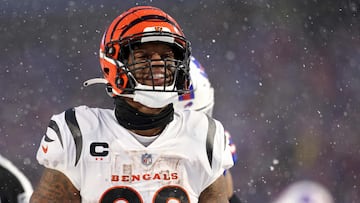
95,6 -> 191,97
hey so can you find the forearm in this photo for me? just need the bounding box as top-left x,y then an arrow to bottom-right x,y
30,168 -> 81,203
198,175 -> 229,203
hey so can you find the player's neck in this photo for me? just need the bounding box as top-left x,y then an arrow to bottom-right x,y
114,97 -> 173,133
125,99 -> 166,136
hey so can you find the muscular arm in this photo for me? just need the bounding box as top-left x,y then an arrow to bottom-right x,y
30,168 -> 80,203
198,175 -> 229,203
224,170 -> 234,198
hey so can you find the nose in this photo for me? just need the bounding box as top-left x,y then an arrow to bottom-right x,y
150,53 -> 165,67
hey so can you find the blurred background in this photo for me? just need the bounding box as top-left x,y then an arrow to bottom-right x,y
1,0 -> 359,202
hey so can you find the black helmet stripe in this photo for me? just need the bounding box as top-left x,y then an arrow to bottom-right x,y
119,15 -> 181,39
109,7 -> 165,40
108,7 -> 149,40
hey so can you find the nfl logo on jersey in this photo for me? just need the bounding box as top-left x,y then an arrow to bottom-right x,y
141,153 -> 152,166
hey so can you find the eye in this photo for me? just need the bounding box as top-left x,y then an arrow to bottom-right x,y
134,52 -> 147,59
132,52 -> 151,64
161,52 -> 175,59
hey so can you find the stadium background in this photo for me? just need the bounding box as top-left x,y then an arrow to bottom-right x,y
1,0 -> 359,202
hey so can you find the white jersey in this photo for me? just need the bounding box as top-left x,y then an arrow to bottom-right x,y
36,105 -> 234,203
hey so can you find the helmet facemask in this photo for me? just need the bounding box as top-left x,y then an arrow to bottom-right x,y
112,31 -> 191,93
103,32 -> 191,108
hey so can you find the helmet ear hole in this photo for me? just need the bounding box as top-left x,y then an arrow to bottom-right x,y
116,77 -> 124,86
106,45 -> 116,57
103,68 -> 110,75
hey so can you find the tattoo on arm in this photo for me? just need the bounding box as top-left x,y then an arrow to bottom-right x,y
30,168 -> 81,203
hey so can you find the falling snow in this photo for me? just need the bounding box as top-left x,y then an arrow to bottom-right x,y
0,1 -> 359,202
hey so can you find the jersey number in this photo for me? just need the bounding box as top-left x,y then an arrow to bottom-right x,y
100,185 -> 190,203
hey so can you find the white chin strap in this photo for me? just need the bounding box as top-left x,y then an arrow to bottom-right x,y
125,84 -> 178,108
132,91 -> 178,108
83,78 -> 178,108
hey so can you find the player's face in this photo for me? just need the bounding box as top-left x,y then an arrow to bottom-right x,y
128,42 -> 176,87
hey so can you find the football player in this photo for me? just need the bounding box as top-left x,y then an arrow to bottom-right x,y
31,6 -> 234,202
0,154 -> 33,203
174,56 -> 241,203
272,180 -> 334,203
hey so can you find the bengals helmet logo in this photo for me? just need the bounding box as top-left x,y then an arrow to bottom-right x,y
154,26 -> 163,32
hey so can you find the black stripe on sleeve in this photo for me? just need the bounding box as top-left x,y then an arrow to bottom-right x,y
65,108 -> 83,166
206,115 -> 216,168
48,120 -> 63,148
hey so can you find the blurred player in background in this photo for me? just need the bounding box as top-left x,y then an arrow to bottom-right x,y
0,154 -> 33,203
272,180 -> 334,203
174,56 -> 241,203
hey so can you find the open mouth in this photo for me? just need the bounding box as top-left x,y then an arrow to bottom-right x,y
145,72 -> 173,86
129,61 -> 176,87
130,65 -> 174,85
